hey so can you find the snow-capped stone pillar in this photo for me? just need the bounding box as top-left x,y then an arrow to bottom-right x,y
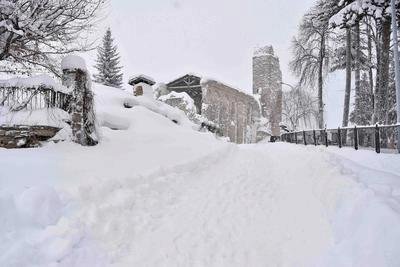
61,55 -> 97,146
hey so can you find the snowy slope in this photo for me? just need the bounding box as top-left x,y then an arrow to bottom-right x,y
0,83 -> 230,266
1,84 -> 400,266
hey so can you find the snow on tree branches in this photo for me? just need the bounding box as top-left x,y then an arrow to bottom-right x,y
332,0 -> 400,27
292,0 -> 400,128
0,0 -> 105,75
93,28 -> 123,88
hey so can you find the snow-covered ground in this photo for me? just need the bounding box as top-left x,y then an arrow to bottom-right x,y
1,84 -> 400,266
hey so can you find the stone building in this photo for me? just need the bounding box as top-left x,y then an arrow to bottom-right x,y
201,79 -> 260,144
128,75 -> 155,97
140,46 -> 284,144
166,74 -> 202,114
161,74 -> 261,144
253,46 -> 282,136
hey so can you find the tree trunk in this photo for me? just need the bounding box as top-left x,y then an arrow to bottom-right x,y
317,31 -> 325,129
366,19 -> 375,118
343,27 -> 352,127
373,21 -> 382,124
378,19 -> 391,124
354,21 -> 361,125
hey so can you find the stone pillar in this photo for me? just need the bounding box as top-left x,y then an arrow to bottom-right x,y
61,55 -> 97,146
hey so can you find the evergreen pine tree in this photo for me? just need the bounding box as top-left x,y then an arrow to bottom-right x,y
93,28 -> 123,88
350,73 -> 374,125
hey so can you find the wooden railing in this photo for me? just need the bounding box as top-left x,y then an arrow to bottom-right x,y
281,124 -> 400,154
0,85 -> 71,111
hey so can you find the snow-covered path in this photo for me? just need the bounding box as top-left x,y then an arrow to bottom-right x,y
2,84 -> 400,266
74,143 -> 400,267
120,144 -> 333,266
2,141 -> 400,266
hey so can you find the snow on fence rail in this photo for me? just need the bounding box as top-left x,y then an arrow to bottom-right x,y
281,124 -> 400,154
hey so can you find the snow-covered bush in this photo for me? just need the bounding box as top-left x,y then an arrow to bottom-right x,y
158,91 -> 197,115
153,83 -> 169,99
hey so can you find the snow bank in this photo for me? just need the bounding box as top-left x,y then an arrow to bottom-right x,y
0,82 -> 228,266
0,186 -> 107,267
319,186 -> 400,266
16,186 -> 63,226
0,106 -> 70,128
300,145 -> 400,266
3,81 -> 400,266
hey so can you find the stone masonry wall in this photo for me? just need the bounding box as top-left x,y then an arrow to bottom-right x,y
253,46 -> 282,136
201,80 -> 260,144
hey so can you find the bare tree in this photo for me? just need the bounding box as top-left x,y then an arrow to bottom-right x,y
289,15 -> 330,129
282,86 -> 318,131
0,0 -> 106,76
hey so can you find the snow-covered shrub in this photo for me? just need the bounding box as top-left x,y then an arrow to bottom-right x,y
158,91 -> 197,115
153,83 -> 169,99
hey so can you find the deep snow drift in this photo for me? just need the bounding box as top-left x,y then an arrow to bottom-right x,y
1,84 -> 400,266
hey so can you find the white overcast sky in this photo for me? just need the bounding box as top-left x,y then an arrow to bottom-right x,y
84,0 -> 345,127
87,0 -> 316,89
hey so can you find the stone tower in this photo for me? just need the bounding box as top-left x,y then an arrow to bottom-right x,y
252,45 -> 282,136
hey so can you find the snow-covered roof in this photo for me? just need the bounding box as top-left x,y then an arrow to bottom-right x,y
128,74 -> 155,86
166,73 -> 202,86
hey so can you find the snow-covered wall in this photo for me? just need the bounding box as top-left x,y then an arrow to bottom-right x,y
201,79 -> 260,144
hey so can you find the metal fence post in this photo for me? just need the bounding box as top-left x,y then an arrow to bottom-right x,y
338,127 -> 342,148
375,124 -> 381,154
324,129 -> 328,147
313,130 -> 317,146
398,125 -> 400,153
354,126 -> 359,150
303,131 -> 307,145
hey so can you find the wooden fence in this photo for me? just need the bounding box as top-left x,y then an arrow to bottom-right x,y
281,124 -> 400,154
0,85 -> 71,112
